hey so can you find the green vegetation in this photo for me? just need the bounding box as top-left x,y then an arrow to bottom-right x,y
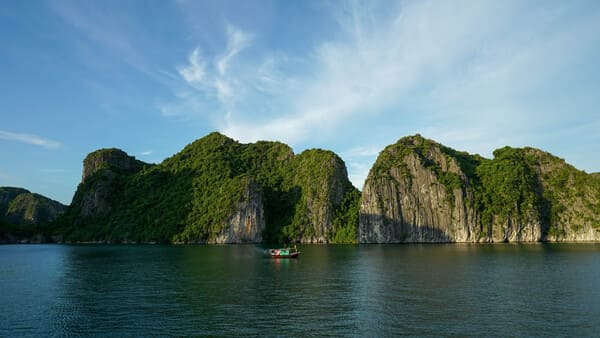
57,132 -> 360,244
330,188 -> 361,243
371,135 -> 477,207
369,135 -> 600,240
0,187 -> 66,242
475,147 -> 541,226
48,133 -> 600,244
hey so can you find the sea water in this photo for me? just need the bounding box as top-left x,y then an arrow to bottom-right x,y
1,244 -> 599,336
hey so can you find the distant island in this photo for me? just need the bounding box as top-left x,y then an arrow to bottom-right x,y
0,187 -> 65,243
2,132 -> 600,244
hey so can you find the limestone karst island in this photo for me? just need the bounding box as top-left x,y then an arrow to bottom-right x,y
2,132 -> 599,244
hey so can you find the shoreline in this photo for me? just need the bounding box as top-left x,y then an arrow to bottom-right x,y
3,239 -> 600,245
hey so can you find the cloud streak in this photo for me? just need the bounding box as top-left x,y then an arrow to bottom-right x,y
0,131 -> 62,149
171,0 -> 600,187
217,24 -> 253,76
176,24 -> 253,110
217,1 -> 520,144
178,48 -> 206,87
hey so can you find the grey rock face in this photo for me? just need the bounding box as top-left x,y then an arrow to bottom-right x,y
82,148 -> 146,183
359,143 -> 479,243
74,149 -> 147,218
358,136 -> 550,243
78,172 -> 115,217
529,148 -> 600,242
211,178 -> 265,244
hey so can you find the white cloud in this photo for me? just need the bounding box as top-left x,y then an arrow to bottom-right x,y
0,131 -> 62,149
343,146 -> 383,158
175,24 -> 253,112
217,1 -> 520,145
346,160 -> 372,190
140,150 -> 153,156
217,24 -> 253,76
215,78 -> 233,102
178,48 -> 206,87
171,0 -> 600,186
341,145 -> 385,189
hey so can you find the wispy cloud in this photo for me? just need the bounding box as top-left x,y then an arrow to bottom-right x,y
178,48 -> 206,87
343,145 -> 383,158
171,0 -> 600,186
50,1 -> 145,73
217,24 -> 253,76
218,1 -> 517,145
49,0 -> 176,92
176,24 -> 253,110
0,131 -> 62,149
341,145 -> 385,189
139,150 -> 153,156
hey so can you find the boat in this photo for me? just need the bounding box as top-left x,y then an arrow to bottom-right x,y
268,246 -> 300,258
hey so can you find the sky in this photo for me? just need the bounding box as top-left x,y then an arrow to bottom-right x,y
1,0 -> 600,205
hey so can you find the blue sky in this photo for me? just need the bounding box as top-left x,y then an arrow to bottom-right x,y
1,0 -> 600,205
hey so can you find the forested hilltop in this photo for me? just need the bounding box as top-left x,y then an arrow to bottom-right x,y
56,132 -> 359,244
0,187 -> 66,243
52,132 -> 600,244
360,135 -> 600,243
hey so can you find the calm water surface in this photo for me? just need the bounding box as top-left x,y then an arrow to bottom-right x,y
1,244 -> 599,336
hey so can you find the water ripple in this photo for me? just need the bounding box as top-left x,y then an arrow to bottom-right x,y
1,244 -> 599,336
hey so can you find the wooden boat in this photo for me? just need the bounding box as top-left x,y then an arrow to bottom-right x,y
269,246 -> 300,258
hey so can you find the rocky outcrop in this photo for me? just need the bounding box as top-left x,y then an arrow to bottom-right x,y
359,135 -> 480,243
72,149 -> 149,219
359,135 -> 600,243
0,187 -> 66,225
0,187 -> 66,244
526,148 -> 600,242
0,187 -> 28,215
211,178 -> 265,244
292,150 -> 352,243
60,133 -> 359,244
82,148 -> 146,183
77,170 -> 115,218
53,132 -> 600,244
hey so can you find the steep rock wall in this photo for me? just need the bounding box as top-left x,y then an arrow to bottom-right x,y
359,137 -> 479,243
72,149 -> 148,219
359,135 -> 600,243
358,135 -> 547,243
292,150 -> 351,243
211,178 -> 265,244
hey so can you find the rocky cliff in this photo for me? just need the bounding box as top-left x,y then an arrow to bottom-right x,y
210,177 -> 265,244
288,149 -> 356,243
73,148 -> 149,219
526,148 -> 600,241
59,132 -> 359,244
359,135 -> 600,243
82,148 -> 146,183
359,135 -> 481,243
57,132 -> 599,244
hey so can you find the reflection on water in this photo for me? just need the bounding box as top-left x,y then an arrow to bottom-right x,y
1,244 -> 600,336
